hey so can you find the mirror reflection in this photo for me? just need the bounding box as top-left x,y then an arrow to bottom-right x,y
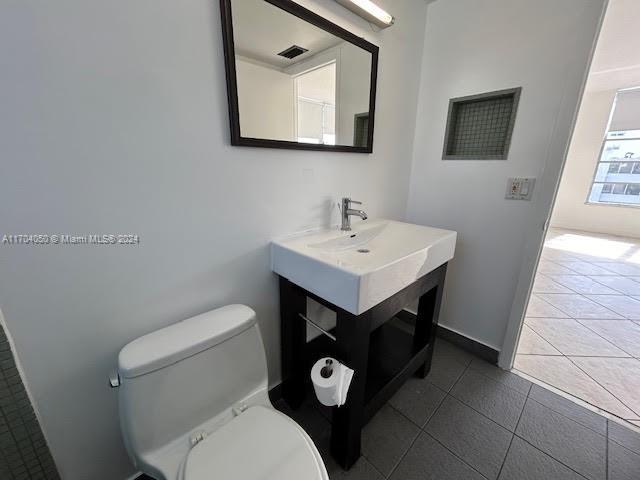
231,0 -> 374,148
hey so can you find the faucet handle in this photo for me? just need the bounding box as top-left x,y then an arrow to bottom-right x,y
348,199 -> 362,205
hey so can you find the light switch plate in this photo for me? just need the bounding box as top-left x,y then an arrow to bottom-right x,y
506,177 -> 535,200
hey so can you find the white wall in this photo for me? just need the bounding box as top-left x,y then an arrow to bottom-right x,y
611,89 -> 640,131
588,0 -> 640,92
551,88 -> 640,238
407,0 -> 606,350
336,42 -> 372,145
236,58 -> 295,141
0,0 -> 428,478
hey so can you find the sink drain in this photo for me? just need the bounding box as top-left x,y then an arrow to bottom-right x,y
357,248 -> 370,253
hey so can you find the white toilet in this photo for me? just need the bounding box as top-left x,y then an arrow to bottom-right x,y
116,304 -> 329,480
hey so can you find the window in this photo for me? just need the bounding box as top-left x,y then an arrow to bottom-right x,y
587,129 -> 640,206
294,62 -> 336,145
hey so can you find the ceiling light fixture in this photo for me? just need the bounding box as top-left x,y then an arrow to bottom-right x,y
334,0 -> 394,28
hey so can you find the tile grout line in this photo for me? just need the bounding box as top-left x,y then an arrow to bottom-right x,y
447,335 -> 638,480
529,292 -> 573,318
453,359 -> 587,436
546,255 -> 629,274
375,354 -> 461,479
518,397 -> 606,480
421,431 -> 491,480
541,258 -> 585,276
384,356 -> 473,474
519,321 -> 563,355
534,259 -> 630,318
524,321 -> 628,358
445,362 -> 532,431
587,274 -> 640,295
563,355 -> 640,421
574,318 -> 639,359
494,381 -> 529,480
605,418 -> 609,480
514,367 -> 640,425
607,431 -> 640,456
384,315 -> 633,480
549,261 -> 620,276
514,434 -> 593,480
412,330 -> 623,480
465,359 -> 532,397
384,392 -> 449,479
522,314 -> 631,357
522,255 -> 640,423
448,382 -> 528,432
449,353 -> 474,390
586,293 -> 640,321
360,453 -> 388,480
534,289 -> 625,320
0,368 -> 51,478
364,347 -> 483,478
427,391 -> 514,441
388,362 -> 491,480
548,272 -> 626,296
516,353 -> 630,358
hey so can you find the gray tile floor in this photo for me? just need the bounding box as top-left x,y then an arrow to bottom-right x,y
275,338 -> 640,480
515,228 -> 640,424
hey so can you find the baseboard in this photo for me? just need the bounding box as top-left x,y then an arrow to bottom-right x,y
396,310 -> 500,364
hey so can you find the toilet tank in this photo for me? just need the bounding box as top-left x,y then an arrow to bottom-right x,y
117,305 -> 269,468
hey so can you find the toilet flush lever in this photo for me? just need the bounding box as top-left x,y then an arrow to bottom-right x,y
190,431 -> 208,447
109,370 -> 121,388
232,403 -> 249,417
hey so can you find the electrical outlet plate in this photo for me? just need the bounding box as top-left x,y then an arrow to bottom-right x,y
506,177 -> 535,200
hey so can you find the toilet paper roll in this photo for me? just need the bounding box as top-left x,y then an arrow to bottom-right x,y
311,357 -> 354,407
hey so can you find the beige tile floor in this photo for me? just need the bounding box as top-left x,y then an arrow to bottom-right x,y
514,227 -> 640,425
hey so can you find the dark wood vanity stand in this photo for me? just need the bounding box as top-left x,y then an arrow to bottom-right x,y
279,263 -> 448,470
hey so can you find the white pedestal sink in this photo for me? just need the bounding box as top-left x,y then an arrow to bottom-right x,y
271,219 -> 457,315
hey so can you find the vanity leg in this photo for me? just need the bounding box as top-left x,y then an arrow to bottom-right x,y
414,265 -> 447,379
331,310 -> 371,470
280,277 -> 307,410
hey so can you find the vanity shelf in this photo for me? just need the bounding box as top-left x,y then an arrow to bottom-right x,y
278,262 -> 447,470
305,319 -> 428,421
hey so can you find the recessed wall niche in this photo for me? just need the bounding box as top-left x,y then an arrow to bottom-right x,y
442,87 -> 521,160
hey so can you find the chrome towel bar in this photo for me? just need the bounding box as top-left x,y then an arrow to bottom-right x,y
298,313 -> 337,341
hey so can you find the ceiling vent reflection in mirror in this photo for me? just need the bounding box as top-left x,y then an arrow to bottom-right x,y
277,45 -> 309,59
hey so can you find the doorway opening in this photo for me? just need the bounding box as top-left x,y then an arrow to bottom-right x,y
512,0 -> 640,428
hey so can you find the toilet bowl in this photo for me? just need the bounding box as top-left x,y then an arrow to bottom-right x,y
115,304 -> 329,480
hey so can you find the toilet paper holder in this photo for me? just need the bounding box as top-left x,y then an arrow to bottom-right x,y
320,359 -> 334,378
298,313 -> 336,341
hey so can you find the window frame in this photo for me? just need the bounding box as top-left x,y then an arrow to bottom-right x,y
585,102 -> 640,208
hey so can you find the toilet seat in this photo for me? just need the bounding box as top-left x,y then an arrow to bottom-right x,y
182,405 -> 329,480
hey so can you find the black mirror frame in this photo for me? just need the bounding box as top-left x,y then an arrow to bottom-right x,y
219,0 -> 379,153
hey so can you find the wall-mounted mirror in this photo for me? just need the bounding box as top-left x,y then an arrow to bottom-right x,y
220,0 -> 379,153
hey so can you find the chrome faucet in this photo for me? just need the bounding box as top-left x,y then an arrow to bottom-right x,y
340,197 -> 368,231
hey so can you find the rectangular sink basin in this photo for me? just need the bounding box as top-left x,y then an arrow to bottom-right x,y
271,219 -> 457,315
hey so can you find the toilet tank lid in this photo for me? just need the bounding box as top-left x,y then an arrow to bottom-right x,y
118,304 -> 257,379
